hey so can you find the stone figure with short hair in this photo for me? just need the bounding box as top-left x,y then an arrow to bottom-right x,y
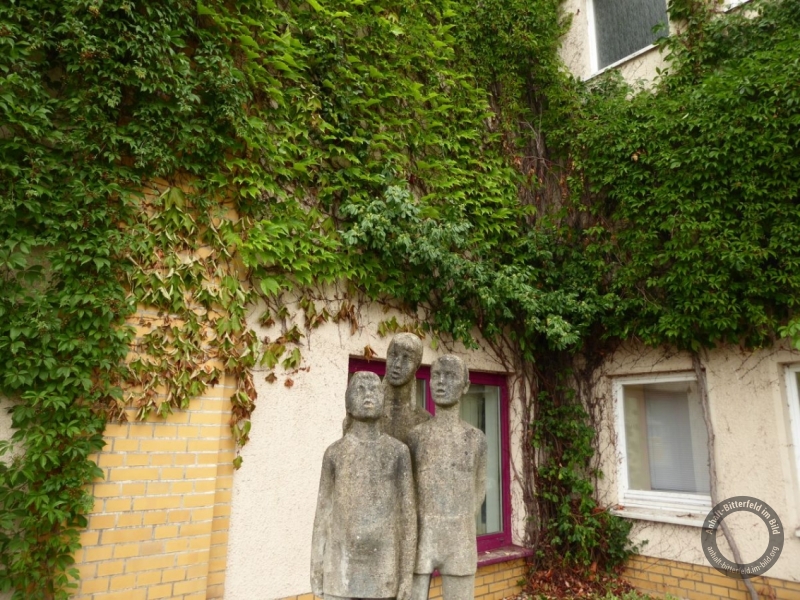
311,371 -> 417,600
407,355 -> 487,600
343,332 -> 430,444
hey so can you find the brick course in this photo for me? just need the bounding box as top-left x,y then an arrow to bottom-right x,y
624,555 -> 800,600
278,559 -> 527,600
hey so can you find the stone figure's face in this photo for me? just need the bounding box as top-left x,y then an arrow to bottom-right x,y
431,356 -> 467,408
385,336 -> 421,387
346,372 -> 383,421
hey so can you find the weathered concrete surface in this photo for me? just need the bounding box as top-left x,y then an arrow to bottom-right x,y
311,371 -> 416,599
343,332 -> 431,442
408,355 -> 487,599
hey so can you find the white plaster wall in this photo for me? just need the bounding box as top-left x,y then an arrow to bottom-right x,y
560,0 -> 592,80
224,293 -> 527,599
0,396 -> 13,466
611,49 -> 668,88
593,341 -> 800,582
0,397 -> 13,600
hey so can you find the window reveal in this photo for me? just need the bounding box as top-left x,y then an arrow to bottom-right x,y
785,366 -> 800,498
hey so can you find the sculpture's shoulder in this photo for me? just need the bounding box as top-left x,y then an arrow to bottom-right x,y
412,405 -> 432,426
459,419 -> 486,447
377,433 -> 410,457
459,419 -> 484,438
413,405 -> 432,420
323,437 -> 347,461
408,416 -> 435,437
406,417 -> 436,449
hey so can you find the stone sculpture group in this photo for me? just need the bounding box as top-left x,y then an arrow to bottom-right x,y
312,333 -> 487,600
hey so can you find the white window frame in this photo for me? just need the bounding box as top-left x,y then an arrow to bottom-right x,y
612,372 -> 711,527
584,0 -> 666,78
785,365 -> 800,495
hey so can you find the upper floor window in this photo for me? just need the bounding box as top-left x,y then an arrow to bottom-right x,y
349,358 -> 511,551
614,373 -> 712,521
725,0 -> 750,10
587,0 -> 669,72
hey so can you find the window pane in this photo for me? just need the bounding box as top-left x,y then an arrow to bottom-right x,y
416,378 -> 426,410
623,385 -> 650,490
594,0 -> 668,69
623,381 -> 710,494
461,384 -> 502,535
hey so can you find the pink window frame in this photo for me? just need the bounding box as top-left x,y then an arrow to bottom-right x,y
348,357 -> 513,552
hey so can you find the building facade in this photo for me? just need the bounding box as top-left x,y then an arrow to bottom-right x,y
3,1 -> 798,599
559,0 -> 800,597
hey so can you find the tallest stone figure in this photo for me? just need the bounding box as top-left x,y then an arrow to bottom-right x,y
381,333 -> 431,444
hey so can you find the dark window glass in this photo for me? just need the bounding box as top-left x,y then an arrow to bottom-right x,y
594,0 -> 668,69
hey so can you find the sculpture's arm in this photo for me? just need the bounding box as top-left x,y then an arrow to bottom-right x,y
397,445 -> 417,600
474,433 -> 487,518
311,447 -> 334,597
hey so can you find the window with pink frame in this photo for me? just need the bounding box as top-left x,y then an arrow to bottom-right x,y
349,358 -> 512,552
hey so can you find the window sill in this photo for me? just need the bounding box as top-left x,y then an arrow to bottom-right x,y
430,546 -> 532,578
613,490 -> 711,527
611,506 -> 706,528
584,43 -> 658,82
478,544 -> 534,567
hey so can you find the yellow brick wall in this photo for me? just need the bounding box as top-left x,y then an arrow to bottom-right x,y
74,376 -> 236,600
281,559 -> 526,600
624,554 -> 800,600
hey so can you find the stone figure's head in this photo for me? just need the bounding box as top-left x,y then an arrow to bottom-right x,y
430,354 -> 470,408
346,371 -> 384,421
385,333 -> 423,387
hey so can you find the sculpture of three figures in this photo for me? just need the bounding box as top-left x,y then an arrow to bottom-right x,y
312,333 -> 487,600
